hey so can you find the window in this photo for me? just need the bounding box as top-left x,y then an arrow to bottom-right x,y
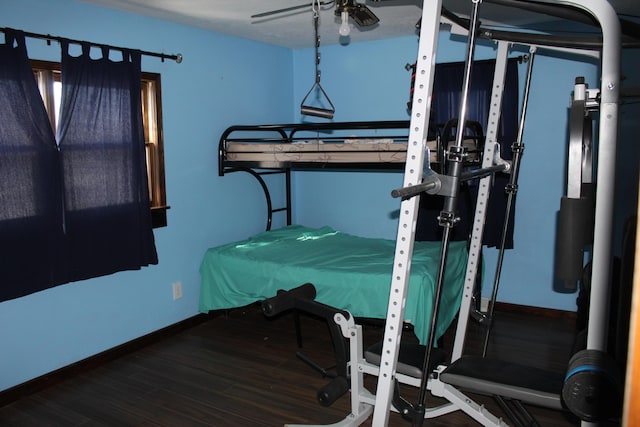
31,60 -> 168,227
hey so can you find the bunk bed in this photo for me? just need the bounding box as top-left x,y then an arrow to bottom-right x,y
200,120 -> 484,344
219,121 -> 415,171
217,119 -> 484,229
219,120 -> 483,170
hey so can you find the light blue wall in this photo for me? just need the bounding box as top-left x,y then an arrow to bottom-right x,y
0,0 -> 292,392
291,37 -> 419,239
290,33 -> 604,311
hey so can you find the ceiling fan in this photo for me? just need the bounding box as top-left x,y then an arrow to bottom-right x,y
254,0 -> 397,118
252,0 -> 394,29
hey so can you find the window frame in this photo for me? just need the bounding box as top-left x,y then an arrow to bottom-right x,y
31,59 -> 169,228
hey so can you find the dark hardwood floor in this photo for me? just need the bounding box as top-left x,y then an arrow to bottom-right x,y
0,304 -> 585,426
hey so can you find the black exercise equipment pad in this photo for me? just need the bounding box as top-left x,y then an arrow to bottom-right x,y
440,356 -> 564,410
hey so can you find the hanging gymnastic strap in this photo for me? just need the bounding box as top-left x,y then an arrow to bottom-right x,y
481,47 -> 537,357
300,2 -> 335,119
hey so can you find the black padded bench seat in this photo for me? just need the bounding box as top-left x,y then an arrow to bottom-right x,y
365,346 -> 564,410
440,356 -> 565,410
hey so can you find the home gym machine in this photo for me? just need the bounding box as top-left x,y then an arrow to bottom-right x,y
262,0 -> 627,425
373,0 -> 622,425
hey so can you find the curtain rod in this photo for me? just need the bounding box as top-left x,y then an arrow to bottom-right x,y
2,27 -> 183,63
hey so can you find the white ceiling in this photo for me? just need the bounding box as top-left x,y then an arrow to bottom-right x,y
77,0 -> 638,49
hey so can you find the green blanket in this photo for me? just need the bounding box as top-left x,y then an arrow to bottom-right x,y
199,225 -> 468,344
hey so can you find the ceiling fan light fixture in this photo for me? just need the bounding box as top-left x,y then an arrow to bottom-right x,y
339,10 -> 351,36
334,0 -> 379,28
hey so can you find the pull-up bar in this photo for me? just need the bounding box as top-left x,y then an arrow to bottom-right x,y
1,27 -> 183,63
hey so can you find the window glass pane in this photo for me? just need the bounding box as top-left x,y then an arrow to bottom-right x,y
53,80 -> 61,127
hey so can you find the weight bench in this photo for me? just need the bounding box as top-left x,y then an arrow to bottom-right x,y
365,336 -> 622,426
364,344 -> 563,426
439,356 -> 563,410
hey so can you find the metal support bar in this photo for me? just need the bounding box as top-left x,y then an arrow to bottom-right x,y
460,163 -> 509,182
391,162 -> 509,201
564,19 -> 620,427
428,366 -> 508,426
451,40 -> 511,361
224,167 -> 279,230
482,47 -> 537,357
371,0 -> 443,424
541,0 -> 621,359
376,2 -> 484,425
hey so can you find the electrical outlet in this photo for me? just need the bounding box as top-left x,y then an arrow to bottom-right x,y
172,282 -> 183,300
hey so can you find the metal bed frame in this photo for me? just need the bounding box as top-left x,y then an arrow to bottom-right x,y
218,119 -> 483,231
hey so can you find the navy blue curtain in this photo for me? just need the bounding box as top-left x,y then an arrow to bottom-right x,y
416,58 -> 520,248
0,30 -> 65,301
57,43 -> 157,283
0,34 -> 157,302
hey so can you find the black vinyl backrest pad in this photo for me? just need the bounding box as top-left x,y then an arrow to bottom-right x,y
440,356 -> 564,410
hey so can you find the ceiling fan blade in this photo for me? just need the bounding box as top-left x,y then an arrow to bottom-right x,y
252,1 -> 335,19
350,3 -> 379,27
251,3 -> 314,18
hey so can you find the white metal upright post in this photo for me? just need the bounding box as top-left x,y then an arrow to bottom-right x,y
450,40 -> 511,362
567,0 -> 620,355
371,0 -> 442,425
564,2 -> 620,424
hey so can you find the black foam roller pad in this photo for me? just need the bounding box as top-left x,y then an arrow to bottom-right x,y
580,183 -> 596,242
554,197 -> 593,292
261,283 -> 317,316
317,376 -> 349,407
301,106 -> 334,119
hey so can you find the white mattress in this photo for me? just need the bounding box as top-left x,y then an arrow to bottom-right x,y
225,138 -> 479,167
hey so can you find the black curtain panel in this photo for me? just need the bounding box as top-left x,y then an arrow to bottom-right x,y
0,30 -> 65,301
0,33 -> 158,302
416,58 -> 520,249
57,43 -> 157,283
